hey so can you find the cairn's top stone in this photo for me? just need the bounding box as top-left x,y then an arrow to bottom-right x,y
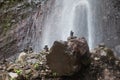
67,31 -> 77,41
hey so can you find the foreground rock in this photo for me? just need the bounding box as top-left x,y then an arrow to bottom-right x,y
0,38 -> 120,80
46,37 -> 91,76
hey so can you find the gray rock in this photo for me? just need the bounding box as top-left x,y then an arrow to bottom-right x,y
30,71 -> 41,80
0,72 -> 9,80
25,69 -> 31,75
8,72 -> 18,79
0,0 -> 3,2
115,45 -> 120,56
27,59 -> 39,64
7,64 -> 16,72
98,43 -> 105,48
24,65 -> 31,70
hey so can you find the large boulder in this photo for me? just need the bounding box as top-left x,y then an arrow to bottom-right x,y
46,37 -> 90,76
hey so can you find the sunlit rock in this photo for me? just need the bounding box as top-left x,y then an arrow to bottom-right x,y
16,52 -> 27,64
8,72 -> 18,79
94,57 -> 100,61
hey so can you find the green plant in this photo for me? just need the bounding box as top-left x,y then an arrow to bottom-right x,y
14,69 -> 22,75
10,78 -> 16,80
52,72 -> 57,77
34,63 -> 40,70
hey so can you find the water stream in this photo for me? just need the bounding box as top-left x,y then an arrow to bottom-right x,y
41,0 -> 94,49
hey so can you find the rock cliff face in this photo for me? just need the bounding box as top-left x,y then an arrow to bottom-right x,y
91,0 -> 120,56
0,0 -> 55,59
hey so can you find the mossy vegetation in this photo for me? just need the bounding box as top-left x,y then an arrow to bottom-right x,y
2,14 -> 12,32
14,69 -> 22,75
0,0 -> 23,34
0,13 -> 15,36
0,0 -> 23,9
0,0 -> 46,34
0,0 -> 30,34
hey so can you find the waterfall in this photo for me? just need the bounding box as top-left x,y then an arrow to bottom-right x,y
41,0 -> 94,49
73,0 -> 93,49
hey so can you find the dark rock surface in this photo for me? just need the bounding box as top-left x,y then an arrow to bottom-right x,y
46,37 -> 90,76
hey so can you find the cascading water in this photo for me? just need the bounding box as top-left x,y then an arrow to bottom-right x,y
41,0 -> 94,49
73,0 -> 93,49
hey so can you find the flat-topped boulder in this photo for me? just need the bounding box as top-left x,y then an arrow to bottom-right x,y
46,37 -> 90,76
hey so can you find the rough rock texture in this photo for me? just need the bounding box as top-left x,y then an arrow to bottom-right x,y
0,44 -> 120,80
92,0 -> 120,56
0,0 -> 40,59
59,45 -> 120,80
46,37 -> 90,76
0,0 -> 53,60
